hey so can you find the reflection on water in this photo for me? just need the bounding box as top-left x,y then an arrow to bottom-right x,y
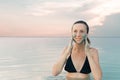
0,37 -> 120,80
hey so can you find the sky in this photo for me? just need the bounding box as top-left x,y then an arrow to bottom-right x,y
0,0 -> 120,37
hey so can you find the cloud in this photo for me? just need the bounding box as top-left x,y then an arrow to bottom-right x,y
25,0 -> 120,32
25,1 -> 83,16
0,0 -> 120,36
92,13 -> 120,37
87,0 -> 120,27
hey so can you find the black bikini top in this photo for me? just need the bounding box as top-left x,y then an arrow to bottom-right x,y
64,53 -> 91,74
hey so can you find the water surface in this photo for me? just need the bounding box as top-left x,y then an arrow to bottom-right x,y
0,37 -> 120,80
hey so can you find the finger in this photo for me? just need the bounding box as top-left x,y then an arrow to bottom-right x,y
72,34 -> 76,39
82,34 -> 87,40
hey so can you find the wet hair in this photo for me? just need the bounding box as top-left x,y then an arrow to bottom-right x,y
71,20 -> 91,44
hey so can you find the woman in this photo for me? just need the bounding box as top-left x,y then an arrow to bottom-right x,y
52,20 -> 102,80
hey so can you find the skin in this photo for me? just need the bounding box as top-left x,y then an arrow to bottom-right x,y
52,23 -> 102,80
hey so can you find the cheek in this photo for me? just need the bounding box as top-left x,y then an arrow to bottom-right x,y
71,33 -> 76,38
82,33 -> 87,39
71,31 -> 76,35
80,31 -> 87,35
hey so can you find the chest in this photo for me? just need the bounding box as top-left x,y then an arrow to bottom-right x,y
71,53 -> 86,72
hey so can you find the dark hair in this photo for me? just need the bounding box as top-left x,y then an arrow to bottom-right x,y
71,20 -> 91,44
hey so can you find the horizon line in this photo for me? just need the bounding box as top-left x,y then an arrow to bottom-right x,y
0,36 -> 120,38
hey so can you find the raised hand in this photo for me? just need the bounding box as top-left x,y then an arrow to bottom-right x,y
84,34 -> 90,55
65,34 -> 76,54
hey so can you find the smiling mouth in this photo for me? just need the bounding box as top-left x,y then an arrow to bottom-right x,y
75,39 -> 81,41
76,38 -> 82,40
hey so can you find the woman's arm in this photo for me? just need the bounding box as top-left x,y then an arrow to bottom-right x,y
84,35 -> 102,80
52,39 -> 73,76
52,47 -> 68,76
86,48 -> 102,80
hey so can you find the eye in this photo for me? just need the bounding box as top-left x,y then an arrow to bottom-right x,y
80,30 -> 84,33
74,30 -> 77,33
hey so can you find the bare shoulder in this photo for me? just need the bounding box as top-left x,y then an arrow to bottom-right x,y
89,47 -> 100,64
89,47 -> 99,57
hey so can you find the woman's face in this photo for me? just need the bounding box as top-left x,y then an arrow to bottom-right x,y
72,23 -> 87,44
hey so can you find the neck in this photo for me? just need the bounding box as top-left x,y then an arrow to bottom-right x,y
74,42 -> 85,53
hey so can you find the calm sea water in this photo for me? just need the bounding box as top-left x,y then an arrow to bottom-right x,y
0,37 -> 120,80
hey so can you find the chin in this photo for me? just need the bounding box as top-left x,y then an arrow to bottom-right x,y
75,40 -> 84,44
75,40 -> 81,44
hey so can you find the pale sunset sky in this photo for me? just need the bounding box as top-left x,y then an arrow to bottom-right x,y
0,0 -> 120,37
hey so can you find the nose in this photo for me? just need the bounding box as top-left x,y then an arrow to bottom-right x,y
76,32 -> 81,37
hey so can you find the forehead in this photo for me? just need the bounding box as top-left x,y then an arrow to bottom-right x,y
72,23 -> 86,30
